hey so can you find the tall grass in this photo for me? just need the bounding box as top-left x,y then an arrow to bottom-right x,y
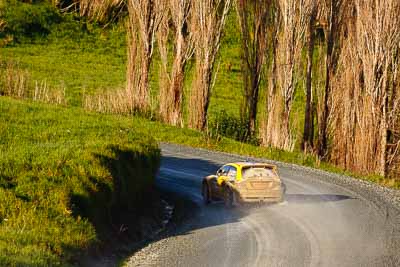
0,61 -> 67,105
83,88 -> 132,114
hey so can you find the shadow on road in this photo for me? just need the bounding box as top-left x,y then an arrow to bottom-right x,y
285,193 -> 354,203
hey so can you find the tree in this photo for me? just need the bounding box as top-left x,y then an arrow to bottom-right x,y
126,0 -> 165,113
237,0 -> 271,138
317,0 -> 347,157
330,0 -> 400,177
188,0 -> 232,130
301,0 -> 318,152
158,0 -> 193,126
262,0 -> 311,151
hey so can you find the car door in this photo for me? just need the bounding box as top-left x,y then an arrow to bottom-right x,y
227,166 -> 237,182
212,165 -> 230,198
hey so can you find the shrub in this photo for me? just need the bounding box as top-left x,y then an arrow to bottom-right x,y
208,110 -> 260,145
1,0 -> 62,42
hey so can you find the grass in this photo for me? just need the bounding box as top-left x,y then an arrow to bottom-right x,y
0,97 -> 160,266
0,28 -> 127,106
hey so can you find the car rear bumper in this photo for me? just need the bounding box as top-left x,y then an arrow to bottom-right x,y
236,190 -> 283,203
239,196 -> 283,203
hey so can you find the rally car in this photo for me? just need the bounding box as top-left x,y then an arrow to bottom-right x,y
202,162 -> 284,207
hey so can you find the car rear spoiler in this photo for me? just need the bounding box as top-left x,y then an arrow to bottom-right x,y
242,164 -> 278,171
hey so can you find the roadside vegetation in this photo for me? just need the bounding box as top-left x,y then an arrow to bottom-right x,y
0,97 -> 160,266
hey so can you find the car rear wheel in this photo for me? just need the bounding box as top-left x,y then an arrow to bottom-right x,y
279,182 -> 287,202
224,188 -> 234,208
202,183 -> 210,205
282,182 -> 287,195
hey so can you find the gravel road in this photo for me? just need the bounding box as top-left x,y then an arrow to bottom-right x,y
126,143 -> 400,267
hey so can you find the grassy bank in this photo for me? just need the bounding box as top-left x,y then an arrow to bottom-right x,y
0,97 -> 160,266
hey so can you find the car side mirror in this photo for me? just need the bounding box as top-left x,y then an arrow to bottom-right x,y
217,169 -> 223,176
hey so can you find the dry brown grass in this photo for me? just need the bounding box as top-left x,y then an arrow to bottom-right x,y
83,88 -> 133,114
0,62 -> 66,105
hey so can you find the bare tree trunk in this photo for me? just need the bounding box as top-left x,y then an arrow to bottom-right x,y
317,0 -> 347,158
262,0 -> 312,151
330,0 -> 400,177
158,0 -> 193,127
302,3 -> 318,152
168,46 -> 186,126
387,52 -> 400,178
237,0 -> 271,138
318,47 -> 331,157
126,0 -> 165,113
190,62 -> 214,130
188,0 -> 232,130
380,100 -> 388,176
262,20 -> 279,146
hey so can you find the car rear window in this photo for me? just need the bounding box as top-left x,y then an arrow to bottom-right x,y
242,167 -> 275,179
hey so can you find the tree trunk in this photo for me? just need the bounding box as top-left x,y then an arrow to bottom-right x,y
248,72 -> 260,136
126,0 -> 163,113
302,6 -> 317,152
318,20 -> 334,158
237,0 -> 270,139
136,54 -> 151,111
169,55 -> 185,126
158,0 -> 192,127
189,61 -> 213,130
188,0 -> 231,131
379,88 -> 389,177
263,31 -> 278,146
318,63 -> 330,157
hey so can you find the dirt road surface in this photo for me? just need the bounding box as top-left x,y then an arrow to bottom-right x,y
126,143 -> 400,267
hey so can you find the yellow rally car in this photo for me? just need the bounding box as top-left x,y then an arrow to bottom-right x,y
202,162 -> 284,207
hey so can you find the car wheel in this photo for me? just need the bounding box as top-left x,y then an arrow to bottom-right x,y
224,188 -> 234,208
278,182 -> 286,203
202,183 -> 210,205
282,182 -> 287,195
